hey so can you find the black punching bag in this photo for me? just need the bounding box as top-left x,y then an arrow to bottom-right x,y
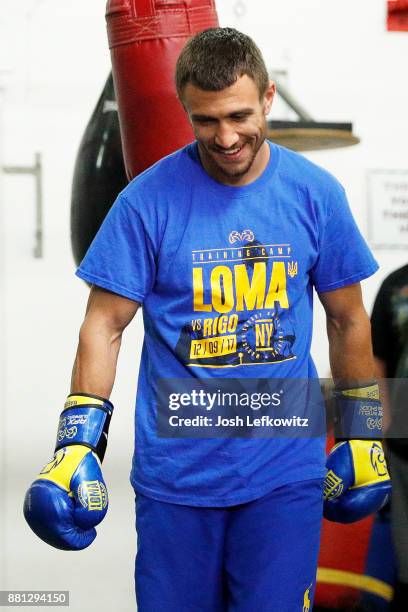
71,73 -> 128,266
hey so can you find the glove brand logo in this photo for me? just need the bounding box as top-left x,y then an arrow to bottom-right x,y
59,414 -> 88,427
78,480 -> 108,511
228,229 -> 254,244
40,448 -> 66,475
58,425 -> 78,441
323,470 -> 344,500
303,583 -> 312,611
370,442 -> 388,477
357,403 -> 383,431
366,416 -> 382,430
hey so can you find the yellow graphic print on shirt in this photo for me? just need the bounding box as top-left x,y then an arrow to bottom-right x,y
174,230 -> 298,368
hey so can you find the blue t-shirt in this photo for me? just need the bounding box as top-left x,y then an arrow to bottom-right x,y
76,140 -> 379,506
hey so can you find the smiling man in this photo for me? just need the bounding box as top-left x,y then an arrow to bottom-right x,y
181,73 -> 274,184
24,27 -> 389,612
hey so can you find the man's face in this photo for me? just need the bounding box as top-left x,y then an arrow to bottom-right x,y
182,74 -> 275,185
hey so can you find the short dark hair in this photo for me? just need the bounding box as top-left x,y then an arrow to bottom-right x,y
175,27 -> 269,100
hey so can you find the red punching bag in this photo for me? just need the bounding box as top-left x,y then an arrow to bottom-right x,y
388,0 -> 408,31
105,0 -> 219,179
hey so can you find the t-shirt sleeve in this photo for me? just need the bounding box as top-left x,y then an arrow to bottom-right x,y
75,194 -> 157,303
311,182 -> 379,292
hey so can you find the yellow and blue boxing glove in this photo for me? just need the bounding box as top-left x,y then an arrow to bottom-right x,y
323,382 -> 391,523
23,393 -> 113,550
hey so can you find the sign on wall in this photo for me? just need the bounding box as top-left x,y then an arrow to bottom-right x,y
388,0 -> 408,31
367,170 -> 408,249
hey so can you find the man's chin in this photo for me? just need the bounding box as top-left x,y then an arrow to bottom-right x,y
216,158 -> 254,180
198,140 -> 265,183
219,166 -> 251,180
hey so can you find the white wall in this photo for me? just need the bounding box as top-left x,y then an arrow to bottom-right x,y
1,0 -> 407,608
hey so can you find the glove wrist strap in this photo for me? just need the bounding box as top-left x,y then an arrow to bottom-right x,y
54,393 -> 114,462
333,381 -> 383,440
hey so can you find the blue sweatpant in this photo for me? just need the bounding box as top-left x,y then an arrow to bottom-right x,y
135,478 -> 323,611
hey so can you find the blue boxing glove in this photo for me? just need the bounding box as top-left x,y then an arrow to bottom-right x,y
23,393 -> 113,550
323,382 -> 391,523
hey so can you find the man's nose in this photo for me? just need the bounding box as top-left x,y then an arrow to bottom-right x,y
214,122 -> 239,149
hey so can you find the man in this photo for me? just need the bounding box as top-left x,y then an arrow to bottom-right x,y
371,265 -> 408,610
24,28 -> 387,611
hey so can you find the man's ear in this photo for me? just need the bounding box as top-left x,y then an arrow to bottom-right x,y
263,81 -> 276,115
